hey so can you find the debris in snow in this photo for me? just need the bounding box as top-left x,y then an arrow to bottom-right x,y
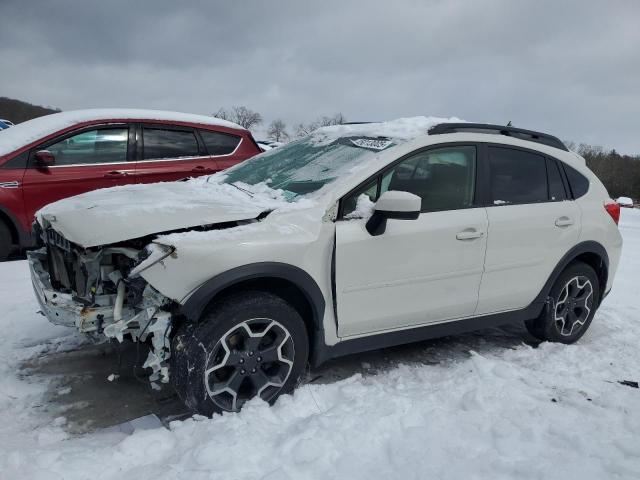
107,374 -> 119,382
618,380 -> 639,389
103,414 -> 165,435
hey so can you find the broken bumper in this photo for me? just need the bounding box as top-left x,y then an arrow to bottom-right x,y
28,249 -> 113,332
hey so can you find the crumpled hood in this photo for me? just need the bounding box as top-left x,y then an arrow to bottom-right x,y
36,179 -> 274,248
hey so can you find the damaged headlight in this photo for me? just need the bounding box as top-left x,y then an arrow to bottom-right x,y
128,243 -> 175,278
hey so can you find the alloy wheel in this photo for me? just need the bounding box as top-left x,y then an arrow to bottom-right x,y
204,318 -> 295,412
554,276 -> 594,336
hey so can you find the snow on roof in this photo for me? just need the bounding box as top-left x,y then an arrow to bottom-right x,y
309,116 -> 465,146
0,108 -> 243,157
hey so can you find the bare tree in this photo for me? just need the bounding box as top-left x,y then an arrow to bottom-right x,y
212,106 -> 263,129
213,107 -> 232,121
267,119 -> 289,142
295,112 -> 346,138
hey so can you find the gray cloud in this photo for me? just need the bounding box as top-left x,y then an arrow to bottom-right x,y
1,0 -> 638,152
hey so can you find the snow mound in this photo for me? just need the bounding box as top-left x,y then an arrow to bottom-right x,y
310,116 -> 466,146
1,210 -> 639,479
0,109 -> 244,157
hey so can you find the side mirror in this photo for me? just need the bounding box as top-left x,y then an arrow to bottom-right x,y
34,150 -> 55,167
366,191 -> 421,236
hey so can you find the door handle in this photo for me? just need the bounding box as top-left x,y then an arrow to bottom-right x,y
555,216 -> 574,227
191,165 -> 214,173
103,171 -> 128,179
456,228 -> 485,240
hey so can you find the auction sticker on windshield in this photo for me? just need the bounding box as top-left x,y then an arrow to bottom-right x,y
350,138 -> 393,150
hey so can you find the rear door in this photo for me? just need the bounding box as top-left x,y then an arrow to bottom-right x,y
476,145 -> 580,314
22,124 -> 135,222
134,124 -> 221,183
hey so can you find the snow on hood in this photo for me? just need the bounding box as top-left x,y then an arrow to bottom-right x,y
0,109 -> 243,158
309,116 -> 466,146
36,177 -> 299,248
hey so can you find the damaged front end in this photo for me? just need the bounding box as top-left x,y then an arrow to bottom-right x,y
28,231 -> 177,387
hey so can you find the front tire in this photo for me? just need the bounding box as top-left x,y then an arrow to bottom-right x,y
170,291 -> 308,415
525,261 -> 600,344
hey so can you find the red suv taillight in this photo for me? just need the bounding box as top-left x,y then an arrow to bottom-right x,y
604,201 -> 620,225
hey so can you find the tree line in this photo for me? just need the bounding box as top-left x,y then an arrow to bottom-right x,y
565,142 -> 640,200
0,97 -> 60,123
214,105 -> 345,143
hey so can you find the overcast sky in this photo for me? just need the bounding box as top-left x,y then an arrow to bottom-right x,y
1,0 -> 638,152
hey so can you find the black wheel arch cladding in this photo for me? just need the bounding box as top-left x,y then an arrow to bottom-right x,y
533,240 -> 609,306
179,261 -> 326,331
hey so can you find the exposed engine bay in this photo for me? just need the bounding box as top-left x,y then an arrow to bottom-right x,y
29,230 -> 177,387
28,209 -> 269,389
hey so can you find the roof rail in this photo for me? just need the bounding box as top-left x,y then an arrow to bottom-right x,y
428,123 -> 569,151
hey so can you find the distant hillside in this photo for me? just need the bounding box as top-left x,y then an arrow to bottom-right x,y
0,97 -> 61,124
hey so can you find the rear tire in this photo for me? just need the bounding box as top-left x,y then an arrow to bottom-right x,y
170,290 -> 308,416
0,222 -> 13,261
525,261 -> 599,344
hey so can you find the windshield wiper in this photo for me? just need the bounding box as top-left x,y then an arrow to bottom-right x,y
229,182 -> 254,197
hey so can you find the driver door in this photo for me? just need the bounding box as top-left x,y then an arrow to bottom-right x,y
22,124 -> 135,222
335,145 -> 488,337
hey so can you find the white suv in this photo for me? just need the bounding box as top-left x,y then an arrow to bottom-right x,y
28,117 -> 623,415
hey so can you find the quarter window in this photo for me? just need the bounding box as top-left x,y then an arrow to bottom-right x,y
563,163 -> 589,199
142,127 -> 199,160
45,128 -> 128,166
200,130 -> 241,155
488,147 -> 547,205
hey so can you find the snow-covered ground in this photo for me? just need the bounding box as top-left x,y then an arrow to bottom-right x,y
1,211 -> 639,480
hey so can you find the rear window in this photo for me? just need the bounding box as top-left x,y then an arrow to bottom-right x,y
200,130 -> 241,155
488,147 -> 547,205
142,127 -> 199,160
563,163 -> 589,198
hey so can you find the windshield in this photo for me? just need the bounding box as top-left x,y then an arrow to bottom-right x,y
221,136 -> 396,200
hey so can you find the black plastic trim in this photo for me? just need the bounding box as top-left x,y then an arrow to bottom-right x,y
179,261 -> 326,330
312,240 -> 610,366
365,209 -> 420,236
530,240 -> 608,306
312,301 -> 544,366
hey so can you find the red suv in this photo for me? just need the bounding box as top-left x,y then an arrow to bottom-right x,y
0,109 -> 262,259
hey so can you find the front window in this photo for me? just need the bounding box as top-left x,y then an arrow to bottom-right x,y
45,128 -> 128,166
221,136 -> 396,200
342,145 -> 477,216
